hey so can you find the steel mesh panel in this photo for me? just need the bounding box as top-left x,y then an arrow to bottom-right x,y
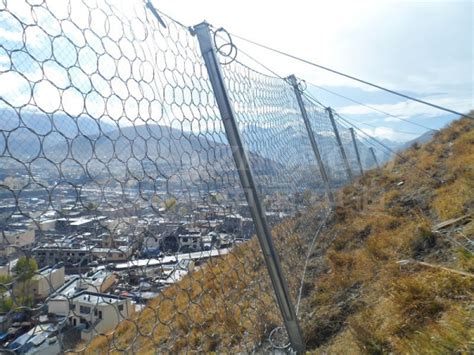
0,0 -> 380,352
303,96 -> 352,187
357,135 -> 380,170
221,62 -> 324,196
0,0 -> 282,352
220,60 -> 334,338
337,121 -> 378,174
359,144 -> 377,170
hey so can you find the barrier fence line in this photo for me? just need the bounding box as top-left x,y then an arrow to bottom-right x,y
301,94 -> 354,188
0,1 -> 387,353
369,147 -> 380,169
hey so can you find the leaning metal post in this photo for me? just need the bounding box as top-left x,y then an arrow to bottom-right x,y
327,107 -> 354,183
288,75 -> 334,205
369,147 -> 380,168
350,127 -> 364,176
193,22 -> 305,353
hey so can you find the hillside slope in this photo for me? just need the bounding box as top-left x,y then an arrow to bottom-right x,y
86,115 -> 473,353
299,115 -> 474,353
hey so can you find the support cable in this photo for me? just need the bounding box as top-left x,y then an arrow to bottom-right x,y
234,44 -> 433,138
295,208 -> 331,314
144,5 -> 472,121
302,92 -> 443,182
306,82 -> 439,132
229,32 -> 474,120
341,116 -> 421,136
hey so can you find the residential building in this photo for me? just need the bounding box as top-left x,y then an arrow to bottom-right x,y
30,265 -> 65,299
47,276 -> 80,317
68,291 -> 133,340
90,246 -> 132,262
32,245 -> 92,267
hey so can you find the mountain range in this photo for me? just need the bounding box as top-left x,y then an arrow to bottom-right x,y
0,109 -> 409,186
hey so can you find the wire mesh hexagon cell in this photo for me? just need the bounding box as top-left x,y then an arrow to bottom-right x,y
302,96 -> 352,188
0,0 -> 363,352
219,60 -> 339,345
0,0 -> 287,352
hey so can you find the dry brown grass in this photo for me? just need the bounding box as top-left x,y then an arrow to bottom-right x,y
299,116 -> 474,352
86,115 -> 474,353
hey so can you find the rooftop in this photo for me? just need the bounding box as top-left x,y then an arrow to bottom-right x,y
71,291 -> 127,305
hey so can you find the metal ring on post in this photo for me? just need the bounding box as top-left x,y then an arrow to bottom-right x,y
213,27 -> 238,65
269,326 -> 291,350
297,79 -> 307,92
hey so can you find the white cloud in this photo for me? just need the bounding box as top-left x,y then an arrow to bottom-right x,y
231,0 -> 472,96
337,94 -> 473,119
361,126 -> 414,142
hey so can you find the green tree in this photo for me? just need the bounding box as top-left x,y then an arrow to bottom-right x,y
86,202 -> 99,211
0,275 -> 12,284
12,257 -> 38,308
12,256 -> 38,281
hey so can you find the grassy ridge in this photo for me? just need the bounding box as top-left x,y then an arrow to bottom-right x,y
86,115 -> 473,353
300,116 -> 474,353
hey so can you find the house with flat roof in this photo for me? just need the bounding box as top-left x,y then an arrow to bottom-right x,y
30,265 -> 65,300
68,291 -> 133,340
32,244 -> 92,267
47,276 -> 80,317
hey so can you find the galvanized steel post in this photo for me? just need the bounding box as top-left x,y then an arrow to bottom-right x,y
369,147 -> 379,168
288,75 -> 334,205
350,128 -> 364,175
193,22 -> 305,353
327,107 -> 353,182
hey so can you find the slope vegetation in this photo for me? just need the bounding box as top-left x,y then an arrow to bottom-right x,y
86,115 -> 473,353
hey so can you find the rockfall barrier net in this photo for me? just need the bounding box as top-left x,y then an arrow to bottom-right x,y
0,0 -> 381,352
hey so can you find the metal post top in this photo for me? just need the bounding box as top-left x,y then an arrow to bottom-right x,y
191,22 -> 214,54
189,20 -> 211,36
286,74 -> 297,85
192,21 -> 211,30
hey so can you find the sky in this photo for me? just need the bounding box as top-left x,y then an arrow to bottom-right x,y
0,0 -> 472,143
158,0 -> 473,141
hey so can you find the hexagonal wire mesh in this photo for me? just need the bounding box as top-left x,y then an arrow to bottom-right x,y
333,117 -> 379,174
0,0 -> 379,353
302,96 -> 353,188
219,61 -> 350,346
0,0 -> 285,352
